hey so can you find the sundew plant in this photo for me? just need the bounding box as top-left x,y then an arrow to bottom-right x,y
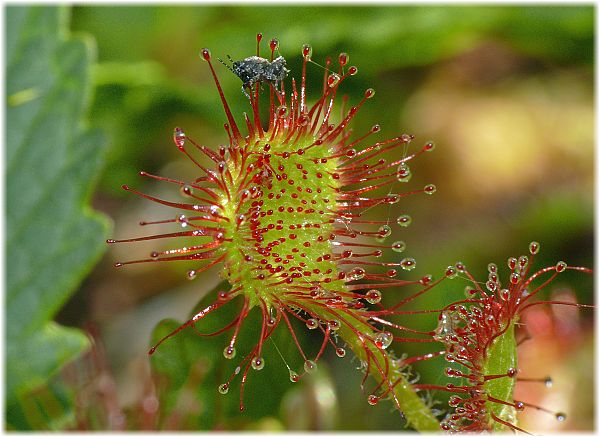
7,5 -> 593,433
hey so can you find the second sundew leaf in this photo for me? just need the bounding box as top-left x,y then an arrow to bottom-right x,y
6,5 -> 109,426
110,35 -> 440,430
430,243 -> 590,433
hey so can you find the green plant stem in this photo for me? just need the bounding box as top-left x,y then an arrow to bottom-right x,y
305,302 -> 440,431
483,320 -> 518,431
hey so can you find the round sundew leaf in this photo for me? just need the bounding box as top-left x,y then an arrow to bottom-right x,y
6,4 -> 109,425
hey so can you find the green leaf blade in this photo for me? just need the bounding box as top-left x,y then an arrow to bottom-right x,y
6,5 -> 110,423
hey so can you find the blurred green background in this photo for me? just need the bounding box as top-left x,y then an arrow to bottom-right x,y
7,4 -> 593,432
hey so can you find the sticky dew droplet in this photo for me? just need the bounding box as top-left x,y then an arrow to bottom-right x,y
223,346 -> 236,359
327,73 -> 340,87
251,356 -> 265,371
304,360 -> 317,373
377,225 -> 392,240
396,214 -> 412,227
445,266 -> 458,279
374,332 -> 393,349
400,258 -> 416,271
328,319 -> 341,331
420,274 -> 433,285
518,255 -> 529,269
302,44 -> 312,59
180,184 -> 193,197
306,318 -> 319,330
386,193 -> 400,204
365,289 -> 382,304
396,163 -> 412,182
173,127 -> 186,148
348,267 -> 365,281
367,395 -> 379,405
529,241 -> 540,255
424,184 -> 437,195
391,240 -> 406,253
218,383 -> 229,395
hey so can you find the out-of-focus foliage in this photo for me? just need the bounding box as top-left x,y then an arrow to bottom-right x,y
7,4 -> 592,432
6,6 -> 109,429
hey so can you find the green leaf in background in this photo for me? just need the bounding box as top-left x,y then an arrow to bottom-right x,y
149,282 -> 334,430
6,5 -> 109,428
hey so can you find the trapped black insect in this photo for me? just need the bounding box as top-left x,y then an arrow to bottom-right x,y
219,55 -> 289,98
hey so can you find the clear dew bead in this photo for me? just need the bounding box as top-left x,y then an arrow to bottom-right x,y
400,258 -> 416,271
424,184 -> 437,195
289,370 -> 300,382
328,320 -> 341,331
396,214 -> 412,227
335,347 -> 346,358
518,255 -> 529,268
445,266 -> 458,279
349,267 -> 365,281
434,312 -> 456,342
377,225 -> 392,239
327,73 -> 340,87
556,261 -> 567,273
223,346 -> 236,359
306,318 -> 319,330
386,194 -> 400,204
396,163 -> 412,182
186,270 -> 197,280
176,214 -> 188,227
374,332 -> 393,350
218,383 -> 229,395
510,272 -> 520,284
302,44 -> 312,59
251,356 -> 265,371
487,263 -> 498,273
529,241 -> 540,255
367,395 -> 379,405
304,360 -> 317,374
420,274 -> 433,285
464,286 -> 476,298
544,377 -> 553,388
365,289 -> 382,304
173,128 -> 186,147
180,184 -> 193,197
391,240 -> 406,253
555,412 -> 566,422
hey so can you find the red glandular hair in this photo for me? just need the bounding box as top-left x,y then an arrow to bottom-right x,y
108,34 -> 439,413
